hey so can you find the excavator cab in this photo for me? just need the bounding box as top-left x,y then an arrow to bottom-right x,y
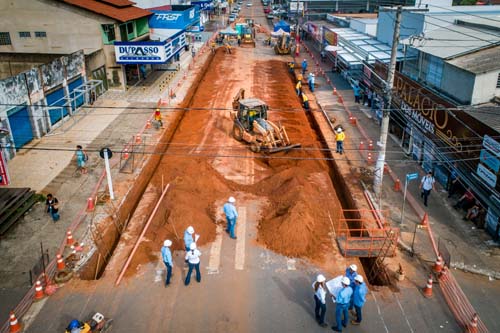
236,99 -> 268,131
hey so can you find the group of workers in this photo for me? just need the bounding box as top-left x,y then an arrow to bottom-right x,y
313,264 -> 368,332
290,59 -> 315,110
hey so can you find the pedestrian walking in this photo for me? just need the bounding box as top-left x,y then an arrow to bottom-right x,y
331,277 -> 353,332
191,47 -> 196,58
185,242 -> 201,285
161,240 -> 173,287
367,89 -> 373,107
352,84 -> 361,104
296,80 -> 302,96
312,274 -> 328,327
448,162 -> 459,198
75,145 -> 88,175
301,59 -> 308,74
46,193 -> 60,222
301,92 -> 310,110
223,196 -> 238,239
351,275 -> 368,325
308,73 -> 315,92
211,41 -> 216,54
419,171 -> 435,207
184,226 -> 197,251
335,128 -> 345,154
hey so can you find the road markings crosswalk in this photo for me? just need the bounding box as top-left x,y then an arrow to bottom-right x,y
235,206 -> 246,270
207,224 -> 224,274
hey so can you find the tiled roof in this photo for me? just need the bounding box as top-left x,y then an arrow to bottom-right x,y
61,0 -> 151,22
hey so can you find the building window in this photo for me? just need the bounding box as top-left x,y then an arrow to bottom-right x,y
496,73 -> 500,89
126,22 -> 134,35
35,31 -> 47,38
0,32 -> 11,45
102,24 -> 115,43
19,31 -> 31,38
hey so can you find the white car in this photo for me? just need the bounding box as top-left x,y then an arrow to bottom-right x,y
246,3 -> 252,7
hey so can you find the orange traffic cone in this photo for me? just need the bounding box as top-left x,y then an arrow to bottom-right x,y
56,254 -> 65,271
367,153 -> 373,165
34,280 -> 45,301
359,141 -> 365,151
421,213 -> 429,227
433,255 -> 443,273
332,87 -> 337,95
383,163 -> 389,174
368,140 -> 374,150
66,231 -> 74,247
349,116 -> 357,125
422,274 -> 433,298
468,313 -> 478,333
135,134 -> 142,144
86,197 -> 95,212
123,149 -> 130,160
146,120 -> 151,129
9,311 -> 21,333
394,179 -> 401,192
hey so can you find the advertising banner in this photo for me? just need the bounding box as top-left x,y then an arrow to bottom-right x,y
114,41 -> 167,64
149,7 -> 200,31
0,149 -> 10,186
192,0 -> 214,10
165,32 -> 187,61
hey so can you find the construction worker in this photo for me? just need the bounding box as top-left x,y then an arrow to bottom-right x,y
345,264 -> 357,284
161,240 -> 173,287
211,41 -> 216,53
154,108 -> 163,129
184,226 -> 196,251
332,277 -> 353,332
336,128 -> 346,155
301,59 -> 308,74
308,73 -> 315,92
351,275 -> 368,325
226,43 -> 232,54
312,274 -> 328,327
223,196 -> 238,239
288,61 -> 295,73
296,80 -> 302,96
301,92 -> 310,110
237,34 -> 241,46
184,242 -> 202,285
297,72 -> 303,82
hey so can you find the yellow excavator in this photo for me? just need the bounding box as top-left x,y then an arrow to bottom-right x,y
241,25 -> 256,47
274,33 -> 291,55
231,89 -> 300,153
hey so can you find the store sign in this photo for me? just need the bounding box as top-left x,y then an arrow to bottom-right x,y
480,149 -> 500,173
114,41 -> 167,64
323,30 -> 338,46
192,1 -> 214,11
0,149 -> 10,186
483,134 -> 500,158
477,163 -> 497,188
150,8 -> 200,30
165,32 -> 187,61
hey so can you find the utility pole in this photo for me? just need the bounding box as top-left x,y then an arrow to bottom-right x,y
373,5 -> 427,198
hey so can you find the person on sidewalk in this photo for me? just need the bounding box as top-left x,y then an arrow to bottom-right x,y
332,277 -> 353,332
308,73 -> 315,92
301,92 -> 310,110
352,84 -> 361,104
223,196 -> 238,239
184,226 -> 196,251
296,80 -> 302,96
447,163 -> 460,198
351,275 -> 368,325
191,47 -> 196,58
302,59 -> 308,74
454,187 -> 475,211
335,128 -> 345,155
154,108 -> 163,129
419,171 -> 435,207
312,274 -> 328,327
211,41 -> 216,54
75,145 -> 88,175
184,242 -> 201,285
161,240 -> 173,287
46,194 -> 60,222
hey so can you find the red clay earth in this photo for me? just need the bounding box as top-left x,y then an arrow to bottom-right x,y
125,47 -> 343,273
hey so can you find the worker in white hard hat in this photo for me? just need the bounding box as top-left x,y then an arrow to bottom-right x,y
223,196 -> 238,239
312,274 -> 328,327
184,226 -> 196,251
351,275 -> 368,325
335,127 -> 345,155
184,242 -> 202,285
161,240 -> 173,287
332,276 -> 353,332
345,264 -> 358,285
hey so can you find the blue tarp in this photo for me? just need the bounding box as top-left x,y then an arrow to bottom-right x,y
273,20 -> 290,33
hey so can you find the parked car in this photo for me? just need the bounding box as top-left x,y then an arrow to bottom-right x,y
229,14 -> 236,22
266,13 -> 274,19
264,7 -> 270,14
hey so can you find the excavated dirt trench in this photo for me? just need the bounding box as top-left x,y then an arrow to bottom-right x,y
81,43 -> 386,282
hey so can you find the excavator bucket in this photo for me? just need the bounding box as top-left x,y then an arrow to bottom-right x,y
266,143 -> 301,154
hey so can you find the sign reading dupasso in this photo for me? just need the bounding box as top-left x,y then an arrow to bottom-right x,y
114,41 -> 167,64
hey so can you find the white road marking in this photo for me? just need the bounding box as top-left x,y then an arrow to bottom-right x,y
208,224 -> 223,274
372,292 -> 390,333
395,294 -> 415,333
154,257 -> 164,283
235,206 -> 246,270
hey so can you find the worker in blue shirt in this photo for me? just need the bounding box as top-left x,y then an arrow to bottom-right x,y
161,240 -> 173,287
184,226 -> 195,251
345,264 -> 358,285
301,59 -> 308,74
351,275 -> 368,325
352,84 -> 361,104
223,196 -> 238,239
332,276 -> 353,332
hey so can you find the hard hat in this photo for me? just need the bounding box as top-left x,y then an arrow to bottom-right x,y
316,274 -> 326,283
228,196 -> 236,203
187,226 -> 195,234
164,240 -> 172,247
337,128 -> 343,133
341,277 -> 350,286
354,275 -> 364,283
189,242 -> 197,250
349,264 -> 358,272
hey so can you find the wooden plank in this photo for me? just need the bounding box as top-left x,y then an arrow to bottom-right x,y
0,191 -> 37,236
0,188 -> 30,213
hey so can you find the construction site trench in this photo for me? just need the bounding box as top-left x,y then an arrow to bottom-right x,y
79,38 -> 390,286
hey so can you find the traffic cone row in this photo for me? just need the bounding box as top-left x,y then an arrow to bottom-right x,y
9,311 -> 21,333
433,255 -> 443,273
66,231 -> 74,246
34,280 -> 45,301
422,274 -> 433,298
394,179 -> 401,192
56,254 -> 65,271
468,313 -> 478,333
